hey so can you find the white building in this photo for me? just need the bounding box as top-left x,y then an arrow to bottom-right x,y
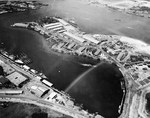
83,34 -> 100,44
46,24 -> 63,30
42,79 -> 53,87
63,32 -> 85,43
23,65 -> 30,70
0,90 -> 23,95
43,22 -> 61,29
57,19 -> 69,26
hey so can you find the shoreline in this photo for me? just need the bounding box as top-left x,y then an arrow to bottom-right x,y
1,1 -> 150,117
11,17 -> 128,118
0,1 -> 48,15
88,0 -> 150,19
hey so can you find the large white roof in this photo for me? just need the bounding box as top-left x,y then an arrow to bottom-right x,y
57,19 -> 68,26
83,34 -> 100,44
42,79 -> 53,87
43,22 -> 61,28
46,24 -> 62,30
49,92 -> 57,99
64,32 -> 85,43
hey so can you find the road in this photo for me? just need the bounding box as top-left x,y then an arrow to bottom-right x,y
97,46 -> 136,118
0,93 -> 90,118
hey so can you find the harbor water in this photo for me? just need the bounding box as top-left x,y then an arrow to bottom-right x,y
1,0 -> 150,118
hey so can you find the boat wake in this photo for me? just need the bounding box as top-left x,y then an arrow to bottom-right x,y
65,62 -> 101,92
80,63 -> 93,67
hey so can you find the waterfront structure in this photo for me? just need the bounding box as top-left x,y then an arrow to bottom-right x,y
41,79 -> 53,87
23,65 -> 30,70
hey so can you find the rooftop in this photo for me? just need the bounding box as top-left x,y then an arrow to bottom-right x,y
6,71 -> 28,86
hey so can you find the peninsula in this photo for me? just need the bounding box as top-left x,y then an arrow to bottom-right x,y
89,0 -> 150,18
11,16 -> 150,118
0,1 -> 48,15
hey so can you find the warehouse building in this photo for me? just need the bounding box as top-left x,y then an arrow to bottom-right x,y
57,30 -> 66,33
63,32 -> 85,43
0,62 -> 15,75
41,79 -> 53,87
46,24 -> 63,30
117,51 -> 130,62
67,43 -> 76,49
23,65 -> 30,70
0,89 -> 23,95
77,47 -> 86,54
30,85 -> 49,97
57,19 -> 69,26
51,27 -> 63,32
46,91 -> 57,100
43,22 -> 61,29
6,72 -> 28,86
94,49 -> 101,56
82,34 -> 100,44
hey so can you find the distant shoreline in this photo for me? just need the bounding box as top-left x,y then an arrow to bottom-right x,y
89,0 -> 150,19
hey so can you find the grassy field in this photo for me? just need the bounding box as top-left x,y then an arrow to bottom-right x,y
0,102 -> 71,118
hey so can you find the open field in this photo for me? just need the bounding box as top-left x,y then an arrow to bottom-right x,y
0,102 -> 67,118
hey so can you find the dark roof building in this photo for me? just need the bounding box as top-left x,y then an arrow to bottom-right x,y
0,66 -> 4,76
0,76 -> 9,85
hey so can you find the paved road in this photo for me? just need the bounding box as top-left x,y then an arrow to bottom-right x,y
0,94 -> 90,118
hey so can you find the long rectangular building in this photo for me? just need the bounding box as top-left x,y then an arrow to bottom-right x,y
42,79 -> 53,87
57,30 -> 65,33
46,24 -> 63,30
83,35 -> 100,44
63,32 -> 85,43
51,27 -> 63,32
0,90 -> 23,94
43,22 -> 60,29
57,19 -> 68,26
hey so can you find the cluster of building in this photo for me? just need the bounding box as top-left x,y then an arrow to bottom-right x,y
43,22 -> 66,34
0,1 -> 46,15
97,35 -> 150,89
6,1 -> 36,9
15,16 -> 150,117
0,50 -> 98,118
22,17 -> 111,62
128,64 -> 150,87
